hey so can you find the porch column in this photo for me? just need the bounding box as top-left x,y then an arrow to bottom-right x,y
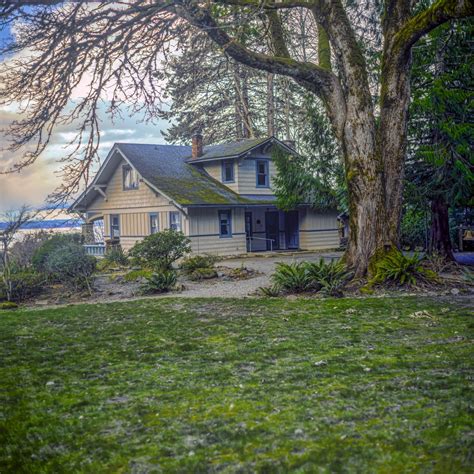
82,223 -> 95,244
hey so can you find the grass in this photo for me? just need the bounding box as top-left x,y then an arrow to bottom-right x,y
0,297 -> 472,473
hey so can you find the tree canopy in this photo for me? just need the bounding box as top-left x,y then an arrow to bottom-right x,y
0,0 -> 472,275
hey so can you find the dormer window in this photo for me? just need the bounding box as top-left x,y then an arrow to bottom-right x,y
123,164 -> 139,190
221,160 -> 235,183
256,160 -> 269,187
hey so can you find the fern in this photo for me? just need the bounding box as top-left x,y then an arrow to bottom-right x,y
370,249 -> 437,287
271,262 -> 311,293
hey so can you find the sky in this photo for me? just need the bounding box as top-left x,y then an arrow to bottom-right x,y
0,13 -> 171,212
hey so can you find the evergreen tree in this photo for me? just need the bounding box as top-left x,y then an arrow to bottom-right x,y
406,19 -> 474,259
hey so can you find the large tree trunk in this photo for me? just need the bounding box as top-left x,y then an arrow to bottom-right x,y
340,111 -> 387,277
429,195 -> 454,260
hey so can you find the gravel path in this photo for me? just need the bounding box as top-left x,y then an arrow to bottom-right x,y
171,251 -> 342,298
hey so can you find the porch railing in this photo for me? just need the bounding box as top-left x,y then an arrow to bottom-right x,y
83,243 -> 106,257
247,236 -> 276,252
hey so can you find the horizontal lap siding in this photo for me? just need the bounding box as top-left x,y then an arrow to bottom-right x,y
188,207 -> 246,256
237,157 -> 277,195
89,159 -> 170,211
299,209 -> 340,250
86,157 -> 187,251
202,162 -> 239,193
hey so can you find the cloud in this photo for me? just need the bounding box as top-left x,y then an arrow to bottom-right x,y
0,105 -> 171,211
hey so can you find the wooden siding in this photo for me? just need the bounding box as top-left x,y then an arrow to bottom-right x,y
299,209 -> 339,250
237,156 -> 277,195
88,158 -> 170,211
202,161 -> 239,193
188,207 -> 246,256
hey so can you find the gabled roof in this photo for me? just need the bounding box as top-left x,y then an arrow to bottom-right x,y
186,136 -> 295,163
70,137 -> 295,212
116,143 -> 250,206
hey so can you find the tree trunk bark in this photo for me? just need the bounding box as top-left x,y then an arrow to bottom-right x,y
429,195 -> 454,260
341,117 -> 387,277
266,72 -> 275,137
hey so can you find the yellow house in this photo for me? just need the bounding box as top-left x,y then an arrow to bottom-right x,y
71,136 -> 340,255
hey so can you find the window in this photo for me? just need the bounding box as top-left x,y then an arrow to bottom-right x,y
110,214 -> 120,238
221,160 -> 234,183
169,211 -> 182,232
149,213 -> 159,234
123,164 -> 139,190
218,210 -> 232,238
256,160 -> 269,187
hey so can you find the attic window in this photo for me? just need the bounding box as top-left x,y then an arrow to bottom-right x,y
221,160 -> 234,183
123,165 -> 139,190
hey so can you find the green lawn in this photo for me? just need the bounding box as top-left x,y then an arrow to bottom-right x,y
0,297 -> 472,473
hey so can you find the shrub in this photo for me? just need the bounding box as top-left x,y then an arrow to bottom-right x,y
124,269 -> 153,282
140,269 -> 177,294
9,231 -> 51,269
32,233 -> 82,273
188,267 -> 218,281
0,301 -> 19,310
129,229 -> 191,270
0,270 -> 45,302
369,248 -> 437,286
305,258 -> 352,296
180,254 -> 219,274
104,246 -> 129,266
44,243 -> 96,293
271,262 -> 311,293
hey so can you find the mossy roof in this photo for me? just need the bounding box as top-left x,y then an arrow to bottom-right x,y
116,143 -> 253,206
187,137 -> 271,163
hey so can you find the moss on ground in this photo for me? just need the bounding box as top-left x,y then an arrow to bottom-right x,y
0,297 -> 472,472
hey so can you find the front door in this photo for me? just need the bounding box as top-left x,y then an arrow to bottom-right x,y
285,211 -> 299,249
245,212 -> 253,252
265,211 -> 280,250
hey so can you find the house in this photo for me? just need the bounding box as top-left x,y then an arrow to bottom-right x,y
70,135 -> 340,256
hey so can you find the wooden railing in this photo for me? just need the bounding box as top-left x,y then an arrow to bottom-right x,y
83,244 -> 106,257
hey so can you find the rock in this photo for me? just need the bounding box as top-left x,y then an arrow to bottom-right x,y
294,428 -> 304,437
451,288 -> 460,295
314,360 -> 327,367
46,381 -> 55,387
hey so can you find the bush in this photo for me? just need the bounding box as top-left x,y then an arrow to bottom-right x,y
369,248 -> 437,286
0,301 -> 19,310
9,231 -> 52,269
0,270 -> 45,302
124,269 -> 153,282
129,229 -> 191,270
180,254 -> 219,274
104,246 -> 129,266
140,269 -> 177,294
188,267 -> 218,281
305,259 -> 352,296
269,259 -> 351,296
32,233 -> 82,273
271,262 -> 311,293
44,243 -> 96,293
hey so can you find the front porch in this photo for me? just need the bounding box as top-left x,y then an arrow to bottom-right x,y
244,208 -> 300,252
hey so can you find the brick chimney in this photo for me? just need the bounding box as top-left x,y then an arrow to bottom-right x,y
192,132 -> 203,159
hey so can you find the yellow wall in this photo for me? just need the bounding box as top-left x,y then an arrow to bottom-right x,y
202,156 -> 277,196
299,209 -> 340,250
188,207 -> 246,256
